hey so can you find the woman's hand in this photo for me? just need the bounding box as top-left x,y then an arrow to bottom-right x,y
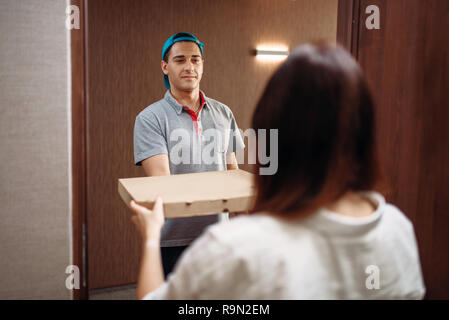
129,196 -> 165,242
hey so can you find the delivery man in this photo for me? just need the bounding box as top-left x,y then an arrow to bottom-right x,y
133,32 -> 245,277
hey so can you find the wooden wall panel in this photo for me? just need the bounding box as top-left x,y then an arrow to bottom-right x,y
357,0 -> 449,299
86,0 -> 338,289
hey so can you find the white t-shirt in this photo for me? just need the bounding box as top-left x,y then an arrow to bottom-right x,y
143,192 -> 426,299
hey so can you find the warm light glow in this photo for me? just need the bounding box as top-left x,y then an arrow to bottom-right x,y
256,45 -> 289,61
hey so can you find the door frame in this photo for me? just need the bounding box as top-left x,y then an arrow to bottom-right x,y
70,0 -> 88,300
337,0 -> 360,55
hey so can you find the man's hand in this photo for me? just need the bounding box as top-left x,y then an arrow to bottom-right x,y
130,196 -> 165,242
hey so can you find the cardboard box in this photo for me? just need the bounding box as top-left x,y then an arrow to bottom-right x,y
118,169 -> 256,218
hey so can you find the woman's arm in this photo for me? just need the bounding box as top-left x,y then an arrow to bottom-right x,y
129,197 -> 165,299
129,197 -> 239,300
136,238 -> 164,299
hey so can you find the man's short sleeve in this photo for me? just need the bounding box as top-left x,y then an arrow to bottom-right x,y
227,110 -> 245,155
134,112 -> 168,166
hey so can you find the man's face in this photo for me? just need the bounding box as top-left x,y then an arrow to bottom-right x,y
161,41 -> 204,91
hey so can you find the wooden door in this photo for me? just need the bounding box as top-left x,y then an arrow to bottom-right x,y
339,0 -> 449,299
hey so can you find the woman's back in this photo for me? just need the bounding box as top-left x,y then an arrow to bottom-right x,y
144,192 -> 425,299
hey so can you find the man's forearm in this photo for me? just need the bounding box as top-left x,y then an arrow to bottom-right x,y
142,154 -> 171,177
226,152 -> 239,170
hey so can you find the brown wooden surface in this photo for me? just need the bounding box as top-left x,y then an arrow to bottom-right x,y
70,0 -> 88,300
85,0 -> 338,289
336,0 -> 355,52
356,0 -> 449,299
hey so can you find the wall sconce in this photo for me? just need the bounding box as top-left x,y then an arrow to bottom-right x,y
254,46 -> 289,61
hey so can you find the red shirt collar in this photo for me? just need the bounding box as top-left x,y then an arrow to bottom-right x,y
172,91 -> 206,111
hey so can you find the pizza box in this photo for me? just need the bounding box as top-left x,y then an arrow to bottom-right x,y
118,169 -> 256,218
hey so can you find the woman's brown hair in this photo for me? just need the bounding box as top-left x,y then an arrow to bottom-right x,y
250,43 -> 382,218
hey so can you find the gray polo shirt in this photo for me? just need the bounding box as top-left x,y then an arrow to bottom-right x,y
134,90 -> 245,247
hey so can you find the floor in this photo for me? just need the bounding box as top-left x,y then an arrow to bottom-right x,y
89,284 -> 137,300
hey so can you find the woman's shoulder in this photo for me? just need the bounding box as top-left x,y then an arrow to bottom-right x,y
379,199 -> 415,233
358,192 -> 418,247
358,191 -> 414,232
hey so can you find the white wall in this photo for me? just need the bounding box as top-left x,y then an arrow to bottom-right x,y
0,0 -> 72,299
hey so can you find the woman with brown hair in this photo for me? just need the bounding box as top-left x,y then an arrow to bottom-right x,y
129,43 -> 425,299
